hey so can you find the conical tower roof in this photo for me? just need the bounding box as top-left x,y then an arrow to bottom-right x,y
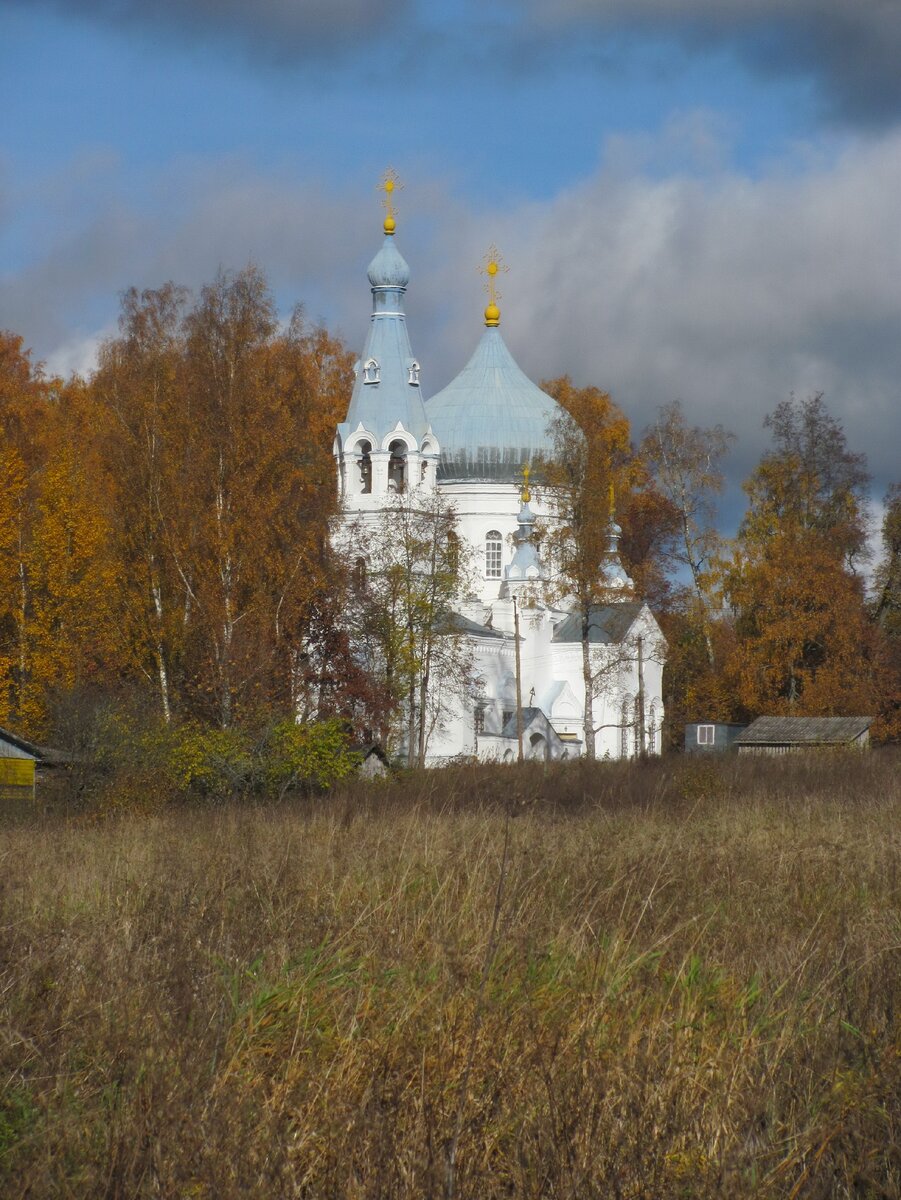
427,326 -> 559,482
340,210 -> 429,444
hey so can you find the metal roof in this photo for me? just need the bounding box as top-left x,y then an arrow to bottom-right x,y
340,234 -> 431,444
552,602 -> 643,645
449,612 -> 508,640
735,716 -> 873,745
0,725 -> 40,759
426,327 -> 560,482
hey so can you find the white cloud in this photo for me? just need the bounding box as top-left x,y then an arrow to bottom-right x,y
439,123 -> 901,494
5,128 -> 901,504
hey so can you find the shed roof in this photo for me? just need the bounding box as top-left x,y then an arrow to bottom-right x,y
0,725 -> 41,759
735,716 -> 872,746
0,725 -> 71,765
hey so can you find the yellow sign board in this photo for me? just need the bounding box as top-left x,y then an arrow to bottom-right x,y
0,757 -> 35,788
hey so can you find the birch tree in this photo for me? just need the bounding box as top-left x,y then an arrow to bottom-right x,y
349,491 -> 473,765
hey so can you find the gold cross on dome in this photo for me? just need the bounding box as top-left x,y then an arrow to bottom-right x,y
377,168 -> 403,232
479,244 -> 508,308
521,463 -> 532,504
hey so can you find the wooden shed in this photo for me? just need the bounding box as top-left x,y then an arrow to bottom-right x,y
0,726 -> 40,799
734,716 -> 872,755
685,722 -> 748,754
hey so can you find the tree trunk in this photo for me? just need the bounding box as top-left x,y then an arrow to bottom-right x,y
581,609 -> 596,760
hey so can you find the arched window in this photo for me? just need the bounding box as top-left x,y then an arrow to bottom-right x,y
388,440 -> 407,493
357,440 -> 372,494
352,557 -> 367,590
407,360 -> 421,386
363,358 -> 380,384
485,530 -> 502,578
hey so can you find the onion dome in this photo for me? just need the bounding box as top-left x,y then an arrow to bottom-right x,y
367,237 -> 410,290
426,326 -> 559,482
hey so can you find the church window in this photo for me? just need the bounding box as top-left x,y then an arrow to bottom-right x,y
407,360 -> 421,386
357,440 -> 372,494
485,530 -> 502,578
363,358 -> 380,384
388,440 -> 407,493
502,709 -> 514,730
353,557 -> 367,590
474,705 -> 485,736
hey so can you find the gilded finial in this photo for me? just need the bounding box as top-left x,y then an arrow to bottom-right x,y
378,168 -> 403,235
521,463 -> 531,504
479,244 -> 508,326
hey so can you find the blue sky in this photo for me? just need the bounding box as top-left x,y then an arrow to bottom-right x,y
2,0 -> 900,525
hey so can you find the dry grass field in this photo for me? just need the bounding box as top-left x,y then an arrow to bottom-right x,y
1,752 -> 900,1198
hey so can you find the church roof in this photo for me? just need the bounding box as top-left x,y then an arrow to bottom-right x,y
426,327 -> 560,483
449,612 -> 508,640
552,602 -> 644,644
340,233 -> 431,445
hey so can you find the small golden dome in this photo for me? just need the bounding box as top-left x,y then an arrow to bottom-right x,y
383,215 -> 396,235
484,301 -> 500,327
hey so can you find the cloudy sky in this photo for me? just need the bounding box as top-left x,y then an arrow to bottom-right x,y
2,0 -> 900,524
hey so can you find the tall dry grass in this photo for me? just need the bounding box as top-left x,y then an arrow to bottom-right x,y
1,751 -> 900,1197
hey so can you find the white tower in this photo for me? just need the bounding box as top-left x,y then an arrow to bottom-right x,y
333,174 -> 438,524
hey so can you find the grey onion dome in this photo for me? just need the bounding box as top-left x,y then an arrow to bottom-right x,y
426,327 -> 560,482
367,237 -> 411,289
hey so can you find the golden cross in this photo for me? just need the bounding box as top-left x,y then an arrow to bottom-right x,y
479,244 -> 508,308
377,168 -> 403,231
521,463 -> 531,504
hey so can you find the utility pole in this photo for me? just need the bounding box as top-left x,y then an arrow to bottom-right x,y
513,595 -> 524,763
636,634 -> 646,759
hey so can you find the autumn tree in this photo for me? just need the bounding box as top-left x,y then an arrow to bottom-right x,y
641,401 -> 733,657
347,491 -> 473,765
874,483 -> 901,640
871,483 -> 901,739
92,284 -> 189,722
538,377 -> 643,759
724,394 -> 879,718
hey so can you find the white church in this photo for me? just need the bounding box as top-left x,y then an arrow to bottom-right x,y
333,188 -> 665,765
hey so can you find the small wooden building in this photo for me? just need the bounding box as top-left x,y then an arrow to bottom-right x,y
0,726 -> 40,800
734,716 -> 872,755
685,722 -> 747,754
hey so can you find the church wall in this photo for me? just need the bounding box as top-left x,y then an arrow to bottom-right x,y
437,481 -> 554,606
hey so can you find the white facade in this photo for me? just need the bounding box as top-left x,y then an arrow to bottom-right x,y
334,220 -> 666,765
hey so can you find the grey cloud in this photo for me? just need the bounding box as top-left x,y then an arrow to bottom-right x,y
0,0 -> 403,62
526,0 -> 901,124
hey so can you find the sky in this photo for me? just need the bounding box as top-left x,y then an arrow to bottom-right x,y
2,0 -> 900,533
